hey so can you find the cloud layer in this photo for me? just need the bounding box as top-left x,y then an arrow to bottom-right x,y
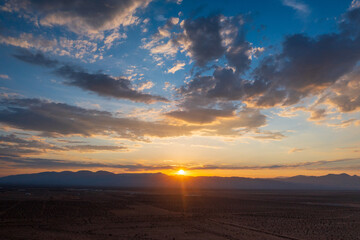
1,0 -> 151,35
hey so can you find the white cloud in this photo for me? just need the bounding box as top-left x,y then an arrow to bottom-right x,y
149,40 -> 179,56
104,31 -> 127,49
137,81 -> 154,91
282,0 -> 310,16
0,33 -> 57,52
167,61 -> 185,74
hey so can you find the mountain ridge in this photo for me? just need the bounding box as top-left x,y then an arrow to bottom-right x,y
0,171 -> 359,190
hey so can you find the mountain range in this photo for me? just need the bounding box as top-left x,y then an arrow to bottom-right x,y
0,171 -> 359,190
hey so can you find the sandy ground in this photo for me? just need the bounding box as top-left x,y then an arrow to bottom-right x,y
0,188 -> 359,240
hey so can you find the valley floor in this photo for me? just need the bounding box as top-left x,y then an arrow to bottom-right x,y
0,188 -> 360,240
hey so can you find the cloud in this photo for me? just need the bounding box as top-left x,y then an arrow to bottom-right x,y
173,5 -> 360,123
0,134 -> 62,157
282,0 -> 311,17
288,147 -> 305,153
167,61 -> 185,74
62,144 -> 127,152
0,33 -> 101,60
55,65 -> 167,103
2,0 -> 151,36
13,50 -> 168,103
0,156 -> 169,171
137,81 -> 154,91
248,7 -> 360,108
0,97 -> 278,140
327,69 -> 360,112
146,39 -> 178,57
0,1 -> 151,60
0,133 -> 128,158
176,67 -> 246,116
180,67 -> 243,101
178,15 -> 226,66
166,0 -> 182,5
326,118 -> 359,128
207,108 -> 267,136
308,108 -> 326,121
163,82 -> 175,91
104,30 -> 127,49
0,74 -> 10,80
57,37 -> 99,60
250,130 -> 285,140
13,49 -> 59,67
0,98 -> 196,140
141,14 -> 265,129
141,17 -> 180,57
0,33 -> 57,52
165,107 -> 235,124
174,14 -> 253,71
143,14 -> 253,71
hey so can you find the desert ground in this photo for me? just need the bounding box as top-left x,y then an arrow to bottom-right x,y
0,187 -> 359,240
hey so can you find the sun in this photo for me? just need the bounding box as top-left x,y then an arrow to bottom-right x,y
176,169 -> 186,175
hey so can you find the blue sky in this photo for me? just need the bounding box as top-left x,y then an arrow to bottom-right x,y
0,0 -> 359,177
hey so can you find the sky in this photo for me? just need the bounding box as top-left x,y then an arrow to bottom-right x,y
0,0 -> 359,178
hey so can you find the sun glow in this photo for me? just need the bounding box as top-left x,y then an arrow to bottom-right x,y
176,169 -> 186,175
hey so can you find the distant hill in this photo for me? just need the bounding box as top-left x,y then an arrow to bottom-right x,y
278,173 -> 360,190
0,171 -> 359,190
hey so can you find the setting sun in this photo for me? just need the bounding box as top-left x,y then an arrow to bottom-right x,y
176,169 -> 186,175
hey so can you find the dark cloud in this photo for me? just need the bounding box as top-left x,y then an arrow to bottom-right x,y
0,133 -> 128,158
331,94 -> 360,112
0,134 -> 61,157
55,65 -> 168,103
174,14 -> 252,71
247,7 -> 360,107
13,49 -> 59,67
13,50 -> 168,103
178,67 -> 244,107
223,15 -> 253,74
175,6 -> 360,112
0,156 -> 176,171
339,6 -> 360,37
0,98 -> 273,140
252,33 -> 360,107
2,0 -> 151,35
65,144 -> 127,152
180,15 -> 225,66
0,134 -> 53,149
0,98 -> 195,140
207,67 -> 244,99
225,40 -> 252,74
308,108 -> 326,121
165,107 -> 235,124
171,68 -> 270,126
